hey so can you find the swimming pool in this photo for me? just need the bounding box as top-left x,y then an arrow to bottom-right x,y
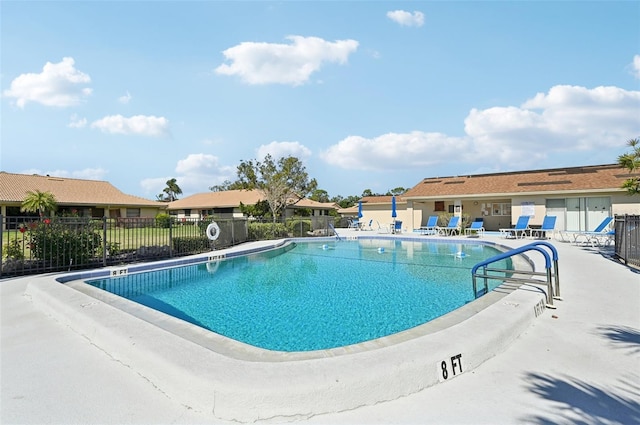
87,238 -> 512,351
27,236 -> 546,421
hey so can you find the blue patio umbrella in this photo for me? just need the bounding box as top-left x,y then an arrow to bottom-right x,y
391,196 -> 397,218
358,201 -> 363,218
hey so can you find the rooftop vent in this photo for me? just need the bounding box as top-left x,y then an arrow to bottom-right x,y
517,180 -> 571,187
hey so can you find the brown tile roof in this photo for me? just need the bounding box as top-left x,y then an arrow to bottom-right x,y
167,190 -> 339,211
361,195 -> 406,205
402,164 -> 635,199
0,172 -> 163,207
292,198 -> 339,209
166,189 -> 263,210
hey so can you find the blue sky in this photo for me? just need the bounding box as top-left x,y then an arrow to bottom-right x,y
2,1 -> 639,200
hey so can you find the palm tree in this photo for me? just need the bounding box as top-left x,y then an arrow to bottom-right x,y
21,190 -> 57,216
618,138 -> 640,195
162,178 -> 182,202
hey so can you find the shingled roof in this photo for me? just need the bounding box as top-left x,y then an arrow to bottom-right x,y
0,172 -> 162,207
402,164 -> 634,199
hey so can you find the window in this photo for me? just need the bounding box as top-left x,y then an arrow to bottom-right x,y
184,209 -> 191,217
490,203 -> 511,216
213,207 -> 234,214
434,201 -> 445,212
126,208 -> 140,218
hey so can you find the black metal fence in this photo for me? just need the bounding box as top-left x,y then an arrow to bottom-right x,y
0,214 -> 338,278
614,214 -> 640,269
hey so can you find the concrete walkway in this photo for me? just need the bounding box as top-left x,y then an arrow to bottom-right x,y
2,235 -> 639,424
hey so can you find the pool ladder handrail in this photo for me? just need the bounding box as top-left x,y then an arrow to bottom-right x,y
328,223 -> 342,240
471,241 -> 561,309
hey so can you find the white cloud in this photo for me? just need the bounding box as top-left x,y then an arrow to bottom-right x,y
90,114 -> 170,137
118,91 -> 132,104
3,57 -> 92,108
321,131 -> 468,170
629,54 -> 640,79
256,141 -> 312,161
215,35 -> 359,85
142,153 -> 236,197
386,10 -> 425,27
322,85 -> 640,171
68,113 -> 87,128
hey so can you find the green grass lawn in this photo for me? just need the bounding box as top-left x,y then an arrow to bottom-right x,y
2,224 -> 206,259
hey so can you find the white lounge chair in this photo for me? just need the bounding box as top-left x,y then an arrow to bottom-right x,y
499,216 -> 530,239
531,216 -> 557,239
437,216 -> 460,236
464,219 -> 485,237
419,216 -> 439,235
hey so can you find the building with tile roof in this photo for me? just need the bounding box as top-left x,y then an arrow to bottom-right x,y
358,164 -> 639,232
0,172 -> 165,221
166,189 -> 338,220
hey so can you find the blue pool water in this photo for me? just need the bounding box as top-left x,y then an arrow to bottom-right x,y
87,239 -> 512,352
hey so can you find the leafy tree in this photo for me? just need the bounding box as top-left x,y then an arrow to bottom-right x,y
209,179 -> 246,192
234,155 -> 317,224
21,190 -> 57,216
162,178 -> 182,201
310,189 -> 330,203
618,138 -> 640,195
332,194 -> 360,209
361,189 -> 374,197
239,200 -> 271,218
388,187 -> 407,196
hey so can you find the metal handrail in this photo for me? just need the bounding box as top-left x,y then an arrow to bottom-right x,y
471,241 -> 560,308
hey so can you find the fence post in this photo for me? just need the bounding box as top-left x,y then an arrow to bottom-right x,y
102,216 -> 108,267
169,217 -> 173,258
0,214 -> 4,277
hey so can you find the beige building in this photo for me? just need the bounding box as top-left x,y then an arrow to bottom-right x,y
166,189 -> 338,220
0,172 -> 165,221
359,164 -> 640,232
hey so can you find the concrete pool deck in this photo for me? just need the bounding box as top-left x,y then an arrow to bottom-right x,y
2,233 -> 639,424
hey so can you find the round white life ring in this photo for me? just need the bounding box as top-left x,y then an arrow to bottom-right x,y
206,221 -> 220,241
206,261 -> 219,274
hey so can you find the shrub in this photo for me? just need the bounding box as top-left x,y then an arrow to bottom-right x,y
248,222 -> 288,240
3,239 -> 25,260
29,218 -> 102,267
288,219 -> 312,237
155,213 -> 172,228
173,236 -> 210,254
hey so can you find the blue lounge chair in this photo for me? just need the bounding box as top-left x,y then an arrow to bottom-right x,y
531,216 -> 557,239
464,218 -> 485,237
437,216 -> 460,236
361,219 -> 374,231
571,216 -> 614,246
499,216 -> 531,239
419,215 -> 439,235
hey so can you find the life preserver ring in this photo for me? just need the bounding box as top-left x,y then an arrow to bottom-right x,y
206,221 -> 220,241
206,261 -> 219,274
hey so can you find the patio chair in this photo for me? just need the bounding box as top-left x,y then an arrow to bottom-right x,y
531,216 -> 557,239
499,216 -> 531,239
393,220 -> 403,234
464,218 -> 485,237
437,216 -> 460,236
570,217 -> 614,246
419,215 -> 439,235
348,218 -> 360,229
361,219 -> 374,231
377,221 -> 391,234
